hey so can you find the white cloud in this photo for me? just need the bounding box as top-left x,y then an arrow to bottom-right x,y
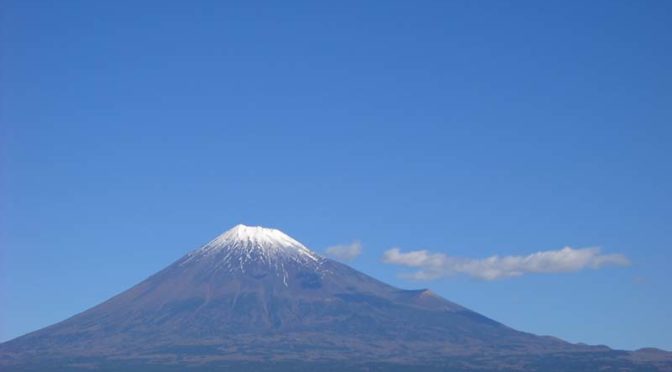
325,241 -> 362,261
382,246 -> 630,280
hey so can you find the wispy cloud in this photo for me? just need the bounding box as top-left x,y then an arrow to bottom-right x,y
382,246 -> 630,280
325,241 -> 362,261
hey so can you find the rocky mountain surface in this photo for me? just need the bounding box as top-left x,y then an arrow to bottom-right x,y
1,225 -> 670,371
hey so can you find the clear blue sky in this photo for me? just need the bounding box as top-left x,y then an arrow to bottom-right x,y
1,0 -> 671,350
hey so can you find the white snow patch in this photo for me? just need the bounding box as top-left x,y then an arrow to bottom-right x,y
181,225 -> 323,283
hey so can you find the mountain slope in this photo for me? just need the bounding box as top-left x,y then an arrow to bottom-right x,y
1,225 -> 670,371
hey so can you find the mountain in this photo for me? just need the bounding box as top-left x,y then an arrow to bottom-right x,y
1,224 -> 670,371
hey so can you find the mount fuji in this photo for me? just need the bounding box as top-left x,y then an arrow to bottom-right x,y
1,225 -> 670,371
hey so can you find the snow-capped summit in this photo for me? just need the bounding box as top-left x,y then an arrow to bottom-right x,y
182,224 -> 322,278
206,224 -> 309,251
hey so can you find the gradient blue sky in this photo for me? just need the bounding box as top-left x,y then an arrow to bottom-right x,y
2,0 -> 671,350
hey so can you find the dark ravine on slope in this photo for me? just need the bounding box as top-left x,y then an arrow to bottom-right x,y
1,225 -> 670,371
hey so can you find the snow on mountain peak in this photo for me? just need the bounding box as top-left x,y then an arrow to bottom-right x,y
214,224 -> 307,250
182,225 -> 322,278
